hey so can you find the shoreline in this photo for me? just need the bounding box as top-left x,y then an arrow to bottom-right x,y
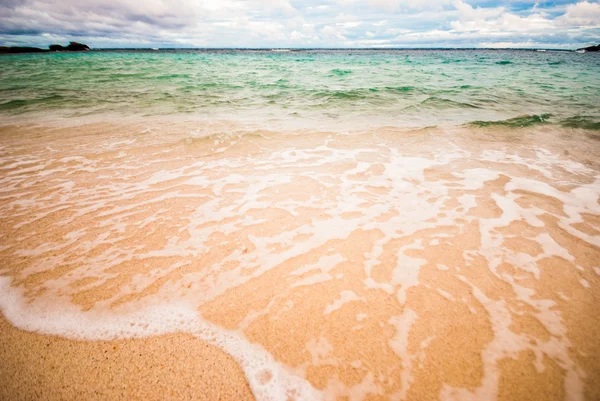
1,120 -> 599,400
0,111 -> 597,140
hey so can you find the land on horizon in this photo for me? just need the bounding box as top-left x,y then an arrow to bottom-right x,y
2,44 -> 599,53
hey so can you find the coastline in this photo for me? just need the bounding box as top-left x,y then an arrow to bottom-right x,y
1,120 -> 599,400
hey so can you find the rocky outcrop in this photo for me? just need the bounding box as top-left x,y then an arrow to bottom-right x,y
576,44 -> 600,52
65,42 -> 91,51
1,42 -> 91,54
0,46 -> 46,53
50,42 -> 91,51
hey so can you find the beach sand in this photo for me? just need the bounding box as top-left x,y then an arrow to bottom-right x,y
0,316 -> 254,400
0,122 -> 599,400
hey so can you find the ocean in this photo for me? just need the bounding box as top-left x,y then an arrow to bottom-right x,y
1,49 -> 599,401
1,49 -> 599,129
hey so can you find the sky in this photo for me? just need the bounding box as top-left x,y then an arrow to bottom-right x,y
0,0 -> 599,49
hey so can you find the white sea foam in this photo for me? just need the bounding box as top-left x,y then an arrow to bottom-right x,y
0,276 -> 322,401
1,124 -> 599,400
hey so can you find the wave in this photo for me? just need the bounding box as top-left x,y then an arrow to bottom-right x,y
155,74 -> 191,80
418,96 -> 480,109
468,114 -> 600,131
0,99 -> 28,110
331,68 -> 352,76
323,89 -> 365,99
560,116 -> 600,131
309,86 -> 421,101
385,86 -> 415,92
0,95 -> 66,111
468,114 -> 551,128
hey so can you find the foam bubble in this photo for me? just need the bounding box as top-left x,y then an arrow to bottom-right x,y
0,276 -> 322,401
1,123 -> 599,401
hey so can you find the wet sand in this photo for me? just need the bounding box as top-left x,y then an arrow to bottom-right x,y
0,121 -> 599,400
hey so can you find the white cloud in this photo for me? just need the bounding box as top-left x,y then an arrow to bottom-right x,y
555,1 -> 600,27
478,41 -> 540,48
255,0 -> 298,16
367,0 -> 401,11
367,0 -> 452,11
449,0 -> 564,37
334,13 -> 359,23
453,0 -> 505,22
290,30 -> 306,40
338,21 -> 362,28
321,25 -> 348,40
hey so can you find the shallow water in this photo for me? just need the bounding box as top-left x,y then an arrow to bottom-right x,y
0,121 -> 599,400
0,50 -> 599,129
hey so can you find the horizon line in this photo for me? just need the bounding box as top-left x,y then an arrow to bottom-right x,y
77,47 -> 584,51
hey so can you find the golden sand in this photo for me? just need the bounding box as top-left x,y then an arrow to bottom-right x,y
0,316 -> 253,400
0,122 -> 599,400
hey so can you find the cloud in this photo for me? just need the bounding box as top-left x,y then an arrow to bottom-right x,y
450,0 -> 553,33
0,0 -> 598,48
367,0 -> 452,11
555,1 -> 600,26
367,0 -> 402,11
453,0 -> 505,22
321,25 -> 348,41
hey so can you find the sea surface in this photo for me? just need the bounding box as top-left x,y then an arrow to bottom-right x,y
0,49 -> 599,129
1,50 -> 600,401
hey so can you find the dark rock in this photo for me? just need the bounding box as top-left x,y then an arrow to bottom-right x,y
577,44 -> 600,52
0,46 -> 47,54
0,41 -> 91,54
64,42 -> 90,51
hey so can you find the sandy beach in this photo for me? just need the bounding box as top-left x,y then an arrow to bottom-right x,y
0,316 -> 253,400
1,0 -> 600,396
1,121 -> 599,400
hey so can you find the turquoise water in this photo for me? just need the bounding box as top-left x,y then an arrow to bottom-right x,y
1,49 -> 599,129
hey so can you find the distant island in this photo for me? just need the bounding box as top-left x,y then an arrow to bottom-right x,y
0,41 -> 90,54
576,44 -> 599,52
1,42 -> 598,53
